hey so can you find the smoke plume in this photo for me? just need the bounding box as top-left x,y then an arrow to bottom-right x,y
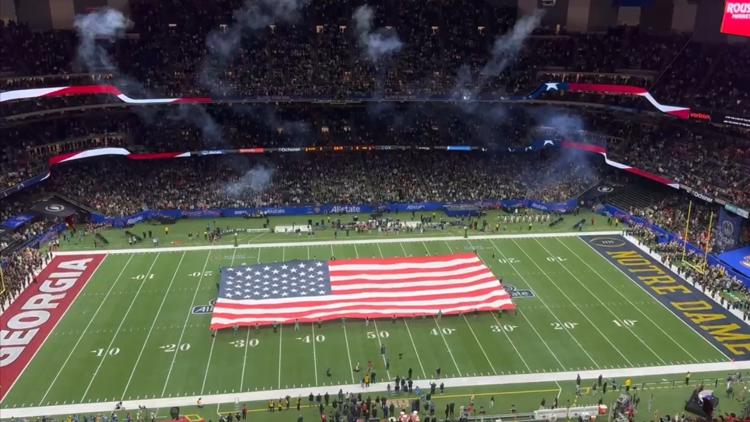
225,164 -> 275,198
200,0 -> 307,94
352,5 -> 403,62
73,8 -> 131,71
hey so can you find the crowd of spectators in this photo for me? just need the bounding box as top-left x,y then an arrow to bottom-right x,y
41,151 -> 598,217
627,225 -> 750,321
1,1 -> 748,114
0,248 -> 48,311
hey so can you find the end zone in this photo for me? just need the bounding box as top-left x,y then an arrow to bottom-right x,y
582,235 -> 750,360
0,254 -> 106,402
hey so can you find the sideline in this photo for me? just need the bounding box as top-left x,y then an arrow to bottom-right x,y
3,360 -> 746,419
623,234 -> 749,325
52,231 -> 623,256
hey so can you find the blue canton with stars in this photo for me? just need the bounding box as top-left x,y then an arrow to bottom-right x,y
219,260 -> 332,300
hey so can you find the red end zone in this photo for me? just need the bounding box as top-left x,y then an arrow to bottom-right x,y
0,254 -> 105,402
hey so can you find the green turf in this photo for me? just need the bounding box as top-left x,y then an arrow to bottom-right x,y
2,233 -> 726,408
58,210 -> 615,250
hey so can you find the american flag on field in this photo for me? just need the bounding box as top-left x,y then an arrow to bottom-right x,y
209,253 -> 515,329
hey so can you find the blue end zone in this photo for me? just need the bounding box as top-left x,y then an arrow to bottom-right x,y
582,235 -> 750,361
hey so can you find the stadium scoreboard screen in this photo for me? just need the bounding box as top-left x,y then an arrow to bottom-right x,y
721,1 -> 750,37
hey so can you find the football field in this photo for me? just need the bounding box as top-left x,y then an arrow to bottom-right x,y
1,232 -> 730,411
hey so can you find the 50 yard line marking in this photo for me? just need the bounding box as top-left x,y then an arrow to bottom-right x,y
38,254 -> 135,405
372,319 -> 392,381
121,252 -> 186,398
375,242 -> 422,379
81,253 -> 161,401
341,321 -> 356,383
159,250 -> 212,396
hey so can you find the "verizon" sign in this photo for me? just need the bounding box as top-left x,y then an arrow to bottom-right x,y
0,254 -> 105,401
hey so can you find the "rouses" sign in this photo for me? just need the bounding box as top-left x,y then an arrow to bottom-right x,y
721,1 -> 750,37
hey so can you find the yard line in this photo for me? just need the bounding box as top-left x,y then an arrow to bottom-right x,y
330,244 -> 335,259
311,323 -> 319,386
488,239 -> 596,366
374,242 -> 422,379
462,239 -> 537,371
353,243 -> 360,258
282,246 -> 286,261
121,252 -> 187,398
461,315 -> 497,375
511,239 -> 630,366
38,254 -> 135,405
376,243 -> 385,258
201,335 -> 217,394
533,238 -> 666,364
488,312 -> 533,371
432,317 -> 462,376
402,319 -> 427,378
573,238 -> 704,362
341,321 -> 356,383
200,249 -> 235,395
240,247 -> 261,392
372,320 -> 392,381
277,324 -> 283,389
80,253 -> 161,401
399,242 -> 409,256
160,250 -> 214,395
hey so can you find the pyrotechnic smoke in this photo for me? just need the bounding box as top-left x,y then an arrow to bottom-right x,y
73,8 -> 131,71
352,5 -> 403,62
453,10 -> 543,102
200,0 -> 308,94
225,164 -> 275,198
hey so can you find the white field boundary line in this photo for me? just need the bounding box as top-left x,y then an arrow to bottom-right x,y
622,234 -> 750,326
52,231 -> 623,255
581,236 -> 734,359
6,360 -> 750,419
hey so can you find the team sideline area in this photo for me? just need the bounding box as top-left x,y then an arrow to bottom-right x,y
1,219 -> 737,417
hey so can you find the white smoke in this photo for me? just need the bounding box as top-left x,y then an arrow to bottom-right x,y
200,0 -> 307,94
479,11 -> 543,83
73,8 -> 131,71
352,5 -> 403,62
452,10 -> 542,101
225,164 -> 275,198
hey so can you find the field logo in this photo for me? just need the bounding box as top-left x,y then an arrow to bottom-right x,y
589,237 -> 626,248
597,185 -> 614,193
741,255 -> 750,269
0,254 -> 105,401
44,203 -> 65,213
192,298 -> 216,314
505,284 -> 534,299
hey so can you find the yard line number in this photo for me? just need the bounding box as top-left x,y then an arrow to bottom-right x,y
366,330 -> 390,339
431,327 -> 456,336
160,343 -> 191,352
91,347 -> 120,357
298,335 -> 326,343
551,321 -> 579,330
230,339 -> 260,348
490,324 -> 517,333
613,319 -> 638,327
